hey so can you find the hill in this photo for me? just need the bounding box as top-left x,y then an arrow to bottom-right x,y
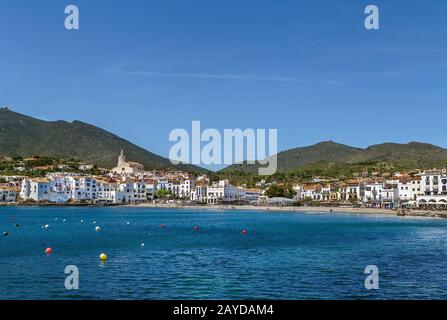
222,141 -> 447,175
0,107 -> 207,173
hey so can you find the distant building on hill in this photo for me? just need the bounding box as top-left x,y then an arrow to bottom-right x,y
111,150 -> 144,175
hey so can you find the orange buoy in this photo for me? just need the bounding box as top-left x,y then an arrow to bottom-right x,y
242,230 -> 248,235
45,247 -> 53,255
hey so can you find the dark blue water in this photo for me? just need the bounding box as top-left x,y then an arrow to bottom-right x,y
1,207 -> 447,300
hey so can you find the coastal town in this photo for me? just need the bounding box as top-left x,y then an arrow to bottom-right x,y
1,151 -> 447,214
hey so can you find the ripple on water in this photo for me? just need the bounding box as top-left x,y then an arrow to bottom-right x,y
1,207 -> 447,299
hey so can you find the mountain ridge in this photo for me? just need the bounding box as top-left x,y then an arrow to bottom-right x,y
222,140 -> 447,174
0,107 -> 208,173
3,107 -> 447,176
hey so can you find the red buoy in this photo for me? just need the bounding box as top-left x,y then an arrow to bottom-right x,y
193,226 -> 199,231
45,247 -> 53,255
160,224 -> 166,229
242,230 -> 248,235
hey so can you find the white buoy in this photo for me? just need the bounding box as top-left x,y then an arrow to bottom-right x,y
80,220 -> 84,223
93,221 -> 97,225
44,224 -> 50,229
141,243 -> 145,247
63,219 -> 66,222
126,222 -> 130,226
95,226 -> 102,232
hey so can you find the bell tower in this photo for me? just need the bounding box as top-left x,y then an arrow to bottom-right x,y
118,150 -> 126,166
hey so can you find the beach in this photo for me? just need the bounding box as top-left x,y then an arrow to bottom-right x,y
128,203 -> 447,219
3,201 -> 446,219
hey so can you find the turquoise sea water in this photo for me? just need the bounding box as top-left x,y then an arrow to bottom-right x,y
1,207 -> 447,300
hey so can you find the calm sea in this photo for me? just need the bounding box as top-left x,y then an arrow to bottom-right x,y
1,207 -> 446,300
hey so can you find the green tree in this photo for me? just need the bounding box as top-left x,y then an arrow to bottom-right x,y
155,189 -> 170,198
265,184 -> 296,199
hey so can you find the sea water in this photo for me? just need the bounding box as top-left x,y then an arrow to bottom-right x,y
1,206 -> 446,300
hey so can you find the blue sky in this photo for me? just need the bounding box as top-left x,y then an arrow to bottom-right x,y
1,0 -> 446,170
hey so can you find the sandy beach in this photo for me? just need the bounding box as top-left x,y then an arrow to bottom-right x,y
128,203 -> 447,219
3,201 -> 446,219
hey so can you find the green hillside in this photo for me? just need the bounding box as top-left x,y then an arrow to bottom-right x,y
223,141 -> 447,175
0,107 -> 207,173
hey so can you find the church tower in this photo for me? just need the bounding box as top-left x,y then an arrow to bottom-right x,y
118,150 -> 126,166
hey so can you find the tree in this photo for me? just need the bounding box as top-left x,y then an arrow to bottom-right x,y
265,184 -> 296,199
155,189 -> 170,199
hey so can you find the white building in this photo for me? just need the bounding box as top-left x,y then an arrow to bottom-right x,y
79,164 -> 94,171
111,150 -> 144,176
380,186 -> 399,208
69,176 -> 97,201
417,170 -> 447,207
96,179 -> 119,203
298,184 -> 321,201
361,181 -> 384,205
19,175 -> 147,204
237,188 -> 260,204
340,182 -> 361,203
172,180 -> 193,198
420,170 -> 447,196
190,180 -> 256,204
21,178 -> 52,202
0,186 -> 17,202
206,185 -> 225,204
191,185 -> 207,203
156,179 -> 173,193
131,182 -> 148,203
398,177 -> 423,204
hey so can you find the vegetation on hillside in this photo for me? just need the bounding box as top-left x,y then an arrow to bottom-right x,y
0,156 -> 105,177
0,108 -> 207,173
222,141 -> 447,177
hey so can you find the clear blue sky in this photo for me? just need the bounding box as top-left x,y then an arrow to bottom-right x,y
1,1 -> 446,170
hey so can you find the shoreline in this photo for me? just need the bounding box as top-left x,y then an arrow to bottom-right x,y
2,202 -> 446,219
127,203 -> 447,219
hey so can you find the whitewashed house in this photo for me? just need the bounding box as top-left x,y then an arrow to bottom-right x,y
172,180 -> 193,198
361,181 -> 384,205
398,177 -> 423,204
417,170 -> 447,207
0,186 -> 17,202
380,186 -> 399,208
191,185 -> 207,203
